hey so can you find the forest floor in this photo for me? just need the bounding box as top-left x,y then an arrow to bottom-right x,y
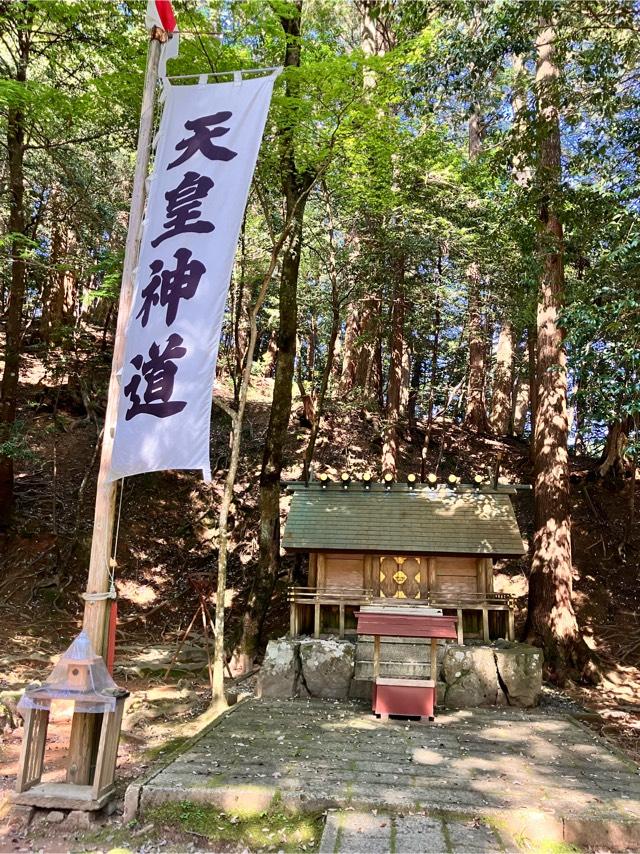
0,332 -> 639,850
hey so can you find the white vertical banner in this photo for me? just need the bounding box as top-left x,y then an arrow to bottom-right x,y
108,71 -> 279,482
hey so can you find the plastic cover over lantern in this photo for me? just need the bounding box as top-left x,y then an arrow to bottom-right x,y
18,630 -> 120,715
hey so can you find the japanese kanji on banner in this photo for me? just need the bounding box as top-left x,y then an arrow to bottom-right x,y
108,71 -> 279,482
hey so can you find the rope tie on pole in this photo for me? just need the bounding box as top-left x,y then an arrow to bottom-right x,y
80,478 -> 124,603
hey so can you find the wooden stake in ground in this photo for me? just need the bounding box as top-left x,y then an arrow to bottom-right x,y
67,29 -> 165,786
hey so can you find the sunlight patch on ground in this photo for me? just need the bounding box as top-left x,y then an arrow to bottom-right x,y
411,747 -> 444,765
117,579 -> 157,605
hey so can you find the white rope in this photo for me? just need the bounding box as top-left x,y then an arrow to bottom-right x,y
82,590 -> 116,602
80,479 -> 124,604
112,478 -> 125,575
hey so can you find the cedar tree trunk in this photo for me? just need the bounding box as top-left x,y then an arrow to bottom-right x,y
524,16 -> 589,681
464,264 -> 491,434
0,27 -> 29,526
339,305 -> 359,394
597,417 -> 635,480
463,108 -> 490,434
382,255 -> 404,476
490,321 -> 515,435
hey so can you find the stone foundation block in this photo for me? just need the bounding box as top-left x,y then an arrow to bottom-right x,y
257,638 -> 300,698
299,637 -> 355,699
442,642 -> 543,708
442,645 -> 501,707
258,637 -> 356,700
494,644 -> 543,707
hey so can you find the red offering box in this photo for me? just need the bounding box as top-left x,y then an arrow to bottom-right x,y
373,678 -> 435,720
356,611 -> 457,640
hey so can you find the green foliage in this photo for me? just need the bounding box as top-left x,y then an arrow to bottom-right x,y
1,0 -> 638,464
0,420 -> 35,463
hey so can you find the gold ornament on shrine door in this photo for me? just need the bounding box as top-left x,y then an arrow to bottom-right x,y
379,556 -> 422,599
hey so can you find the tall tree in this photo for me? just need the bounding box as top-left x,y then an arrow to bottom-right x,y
0,3 -> 30,525
490,321 -> 515,435
523,11 -> 587,678
341,0 -> 392,405
463,106 -> 491,434
382,253 -> 405,475
238,0 -> 313,665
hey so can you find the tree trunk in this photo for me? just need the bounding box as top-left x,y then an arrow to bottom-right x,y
511,54 -> 532,187
0,28 -> 29,527
420,287 -> 441,480
524,16 -> 588,681
211,214 -> 297,703
302,183 -> 342,480
407,351 -> 421,428
349,0 -> 390,407
262,330 -> 278,377
354,297 -> 374,389
232,216 -> 251,403
238,0 -> 309,665
339,305 -> 359,393
528,324 -> 537,456
399,341 -> 410,418
490,321 -> 515,435
597,417 -> 634,480
369,312 -> 384,408
331,330 -> 343,382
512,367 -> 529,438
464,265 -> 491,434
382,255 -> 404,476
307,316 -> 317,381
463,108 -> 490,435
296,351 -> 316,426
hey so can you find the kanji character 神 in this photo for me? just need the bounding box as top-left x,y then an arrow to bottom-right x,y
151,170 -> 215,247
168,111 -> 238,169
136,248 -> 205,328
124,333 -> 187,420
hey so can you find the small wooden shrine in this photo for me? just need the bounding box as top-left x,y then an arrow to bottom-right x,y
284,475 -> 526,643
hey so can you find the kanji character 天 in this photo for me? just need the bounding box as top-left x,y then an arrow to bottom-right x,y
168,111 -> 238,169
124,333 -> 187,420
151,170 -> 215,247
136,248 -> 206,328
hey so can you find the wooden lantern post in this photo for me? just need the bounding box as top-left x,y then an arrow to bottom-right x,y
15,632 -> 130,810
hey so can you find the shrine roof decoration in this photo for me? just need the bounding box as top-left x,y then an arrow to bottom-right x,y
282,479 -> 526,558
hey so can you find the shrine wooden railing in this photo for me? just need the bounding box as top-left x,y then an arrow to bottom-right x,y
287,586 -> 515,642
287,586 -> 374,638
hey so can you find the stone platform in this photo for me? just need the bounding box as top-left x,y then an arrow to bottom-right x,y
128,698 -> 640,850
259,636 -> 543,708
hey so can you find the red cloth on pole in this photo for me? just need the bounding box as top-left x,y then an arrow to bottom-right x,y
154,0 -> 176,32
146,0 -> 177,33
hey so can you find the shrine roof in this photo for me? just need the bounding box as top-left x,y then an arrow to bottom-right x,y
282,482 -> 526,557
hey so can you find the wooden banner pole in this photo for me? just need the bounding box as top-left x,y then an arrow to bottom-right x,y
67,29 -> 165,786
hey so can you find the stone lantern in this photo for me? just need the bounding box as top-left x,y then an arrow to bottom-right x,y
14,631 -> 128,811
